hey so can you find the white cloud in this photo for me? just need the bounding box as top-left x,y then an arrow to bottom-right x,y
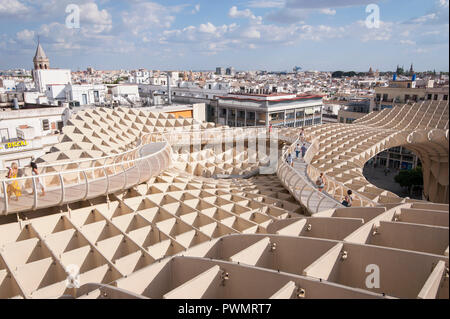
285,0 -> 377,9
411,13 -> 438,24
0,0 -> 29,16
199,22 -> 217,34
122,2 -> 176,35
242,28 -> 261,39
247,0 -> 285,8
192,3 -> 200,14
79,2 -> 112,33
16,29 -> 35,43
400,39 -> 416,45
320,8 -> 336,15
229,6 -> 263,25
439,0 -> 449,8
229,6 -> 254,19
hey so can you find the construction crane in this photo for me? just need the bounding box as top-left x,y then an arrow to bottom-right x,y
293,66 -> 302,73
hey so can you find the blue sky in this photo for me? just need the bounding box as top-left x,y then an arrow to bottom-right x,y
0,0 -> 448,71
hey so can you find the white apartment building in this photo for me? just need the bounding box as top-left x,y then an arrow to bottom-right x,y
110,84 -> 140,105
373,78 -> 449,110
128,70 -> 152,85
0,107 -> 70,169
67,84 -> 107,105
173,81 -> 231,100
0,79 -> 17,92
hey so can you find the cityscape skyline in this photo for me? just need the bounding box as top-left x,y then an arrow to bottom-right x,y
0,0 -> 448,71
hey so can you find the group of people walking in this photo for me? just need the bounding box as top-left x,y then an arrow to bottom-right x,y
5,161 -> 45,202
283,128 -> 354,208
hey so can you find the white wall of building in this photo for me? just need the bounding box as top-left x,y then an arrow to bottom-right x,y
33,69 -> 72,93
0,107 -> 68,142
46,84 -> 66,100
0,79 -> 16,91
68,84 -> 107,105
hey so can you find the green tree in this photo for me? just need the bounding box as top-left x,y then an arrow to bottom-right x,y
394,166 -> 423,196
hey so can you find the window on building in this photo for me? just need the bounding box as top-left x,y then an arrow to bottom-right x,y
376,94 -> 381,101
42,119 -> 50,131
82,94 -> 88,105
93,91 -> 99,103
428,94 -> 432,100
382,94 -> 389,101
405,95 -> 410,101
0,128 -> 9,143
444,95 -> 448,101
286,111 -> 295,119
434,94 -> 438,101
345,118 -> 355,124
296,110 -> 304,118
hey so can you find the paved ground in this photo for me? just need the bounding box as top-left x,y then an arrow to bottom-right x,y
363,165 -> 423,200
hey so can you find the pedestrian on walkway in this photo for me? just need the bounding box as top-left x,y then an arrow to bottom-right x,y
301,143 -> 308,159
286,152 -> 293,167
6,162 -> 21,201
295,144 -> 301,159
316,173 -> 325,192
31,161 -> 45,196
299,128 -> 305,143
342,190 -> 353,207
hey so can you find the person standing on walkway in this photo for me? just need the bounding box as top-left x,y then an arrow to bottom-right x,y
299,128 -> 305,143
301,144 -> 308,160
342,190 -> 353,207
316,173 -> 325,192
6,162 -> 21,201
295,144 -> 301,159
286,152 -> 294,167
31,162 -> 45,196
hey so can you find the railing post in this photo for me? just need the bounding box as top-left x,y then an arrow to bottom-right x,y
2,181 -> 8,215
82,170 -> 89,200
316,196 -> 327,214
299,183 -> 308,202
122,164 -> 128,189
32,176 -> 38,210
59,173 -> 65,206
104,167 -> 110,196
155,155 -> 161,175
136,158 -> 141,185
77,162 -> 81,185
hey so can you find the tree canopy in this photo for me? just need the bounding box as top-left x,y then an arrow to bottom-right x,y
394,167 -> 423,189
